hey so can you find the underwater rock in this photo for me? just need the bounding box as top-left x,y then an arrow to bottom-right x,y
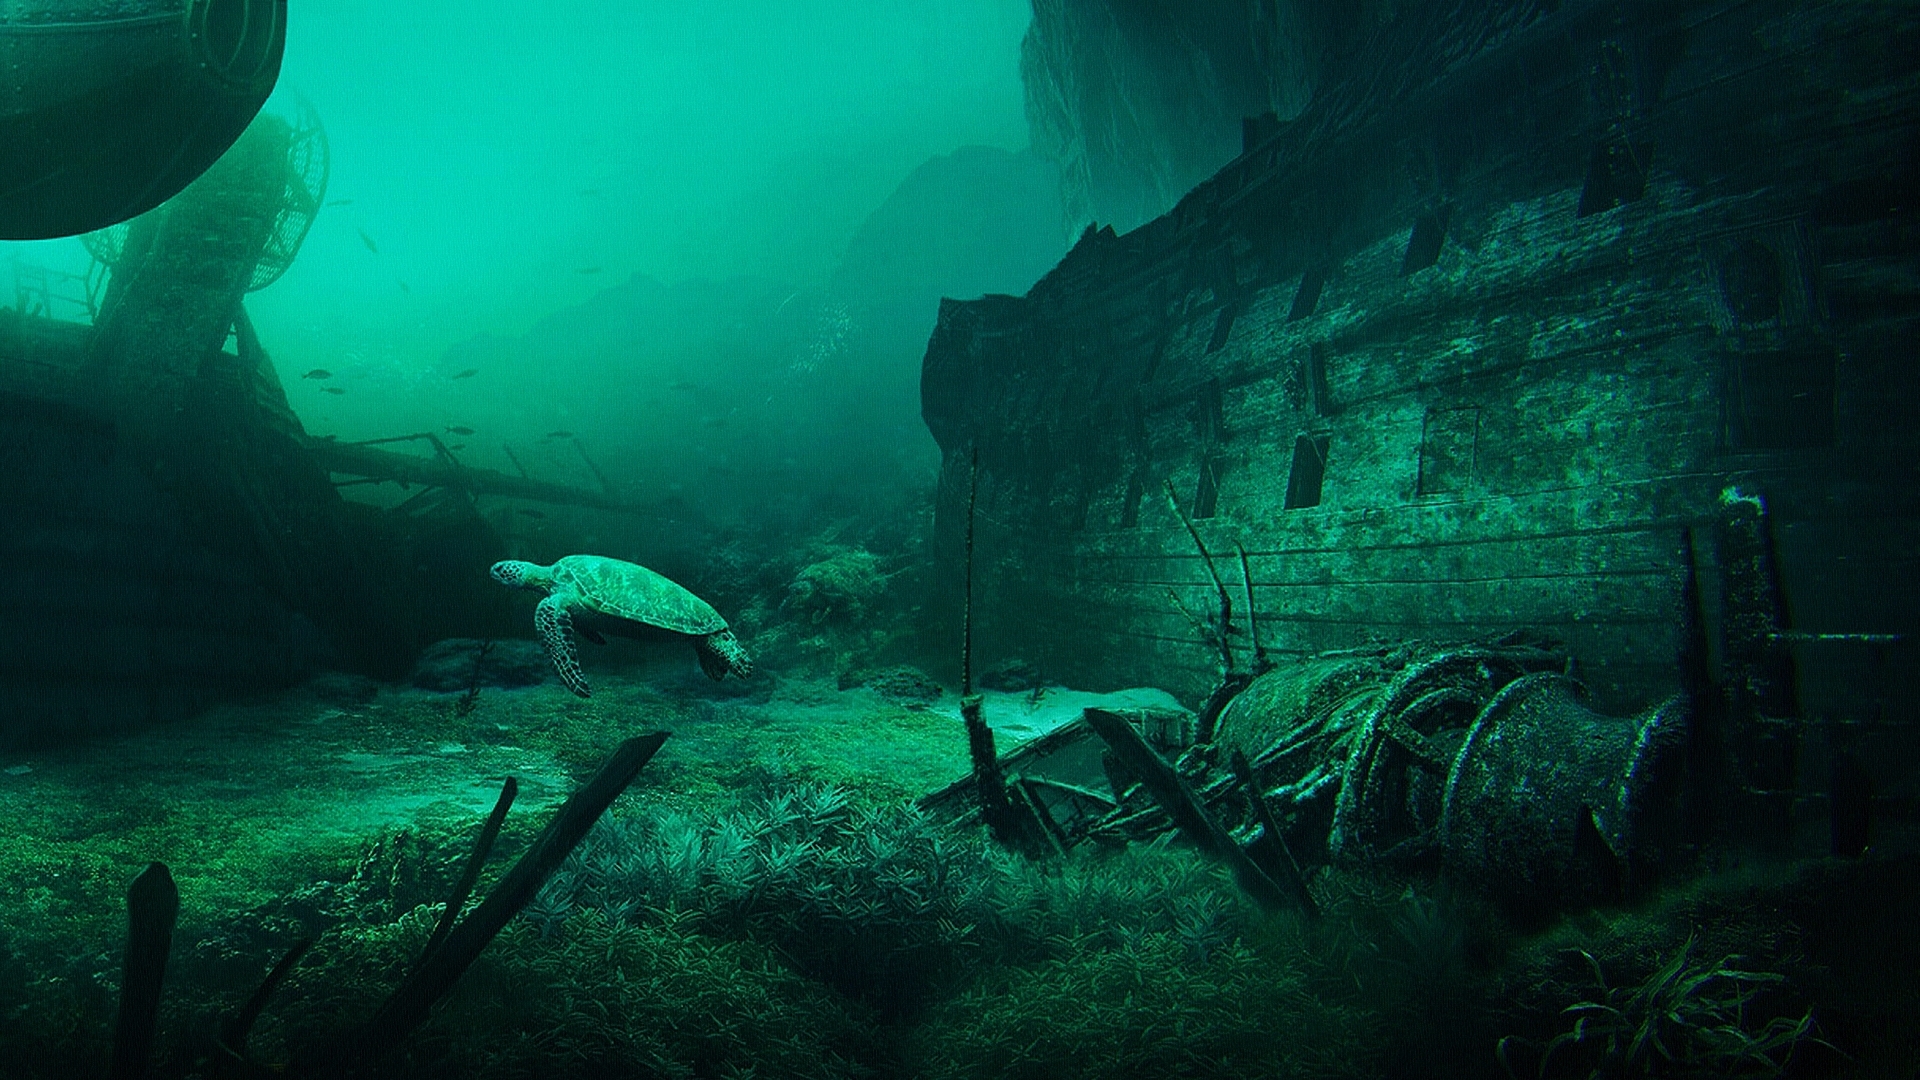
783,546 -> 888,624
831,145 -> 1067,303
410,639 -> 553,692
849,666 -> 945,706
1022,0 -> 1379,232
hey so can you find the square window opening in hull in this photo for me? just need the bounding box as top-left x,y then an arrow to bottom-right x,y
1285,435 -> 1330,510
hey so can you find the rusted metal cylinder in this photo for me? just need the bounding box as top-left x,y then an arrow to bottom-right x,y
1438,676 -> 1690,904
0,0 -> 285,239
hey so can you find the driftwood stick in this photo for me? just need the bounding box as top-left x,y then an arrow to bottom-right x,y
1161,479 -> 1235,675
962,694 -> 1021,849
341,733 -> 668,1063
1012,778 -> 1069,857
962,446 -> 980,696
1023,775 -> 1118,809
1235,541 -> 1269,674
1085,709 -> 1294,913
500,442 -> 529,479
1164,587 -> 1211,642
1230,749 -> 1320,917
219,936 -> 313,1057
419,776 -> 518,964
112,863 -> 179,1080
572,437 -> 615,496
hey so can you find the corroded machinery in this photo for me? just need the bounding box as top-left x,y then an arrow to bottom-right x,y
0,0 -> 286,239
929,636 -> 1693,907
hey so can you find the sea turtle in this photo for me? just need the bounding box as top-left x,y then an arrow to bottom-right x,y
490,555 -> 753,697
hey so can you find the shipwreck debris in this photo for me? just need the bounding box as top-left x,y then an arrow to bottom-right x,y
338,732 -> 669,1064
1229,748 -> 1318,917
111,863 -> 178,1080
1437,677 -> 1689,904
308,432 -> 636,512
1086,708 -> 1303,915
1158,479 -> 1255,744
929,631 -> 1690,909
218,937 -> 313,1064
958,447 -> 1048,855
420,776 -> 519,962
103,735 -> 669,1076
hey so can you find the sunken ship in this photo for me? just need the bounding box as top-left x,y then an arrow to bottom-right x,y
0,114 -> 626,745
923,0 -> 1919,869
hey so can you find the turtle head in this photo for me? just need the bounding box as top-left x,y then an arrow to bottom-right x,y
490,560 -> 553,591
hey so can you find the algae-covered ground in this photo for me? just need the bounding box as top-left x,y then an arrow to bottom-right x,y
1,647 -> 1915,1079
0,651 -> 995,967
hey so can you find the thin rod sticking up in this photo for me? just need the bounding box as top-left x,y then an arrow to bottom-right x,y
1162,478 -> 1235,676
963,445 -> 979,697
1236,541 -> 1269,675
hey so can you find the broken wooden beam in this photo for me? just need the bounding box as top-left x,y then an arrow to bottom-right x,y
1085,708 -> 1302,914
337,732 -> 669,1064
420,777 -> 518,964
1229,748 -> 1320,918
962,694 -> 1023,850
302,435 -> 640,512
1012,776 -> 1070,858
218,936 -> 313,1061
111,863 -> 178,1080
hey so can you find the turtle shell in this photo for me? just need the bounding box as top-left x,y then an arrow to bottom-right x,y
552,555 -> 727,636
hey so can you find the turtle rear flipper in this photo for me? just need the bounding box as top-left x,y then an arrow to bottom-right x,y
536,595 -> 592,697
697,630 -> 753,680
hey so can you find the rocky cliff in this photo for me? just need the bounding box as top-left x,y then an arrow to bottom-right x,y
1022,0 -> 1398,234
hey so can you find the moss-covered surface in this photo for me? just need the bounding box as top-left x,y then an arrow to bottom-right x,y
0,651 -> 1914,1078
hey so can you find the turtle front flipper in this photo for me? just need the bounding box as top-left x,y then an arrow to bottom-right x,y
535,594 -> 592,697
696,629 -> 753,680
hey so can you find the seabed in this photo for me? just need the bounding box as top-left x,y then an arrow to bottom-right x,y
1,645 -> 1916,1079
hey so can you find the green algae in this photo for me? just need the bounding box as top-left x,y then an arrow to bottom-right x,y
0,660 -> 1901,1079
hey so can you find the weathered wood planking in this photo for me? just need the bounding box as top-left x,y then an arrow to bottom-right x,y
924,0 -> 1920,719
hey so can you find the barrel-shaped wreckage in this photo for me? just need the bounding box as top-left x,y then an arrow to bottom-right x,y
1,0 -> 288,240
923,634 -> 1691,911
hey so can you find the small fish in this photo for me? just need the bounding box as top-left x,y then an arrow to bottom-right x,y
519,509 -> 546,518
326,198 -> 353,206
302,368 -> 332,380
448,443 -> 467,451
576,266 -> 602,275
356,228 -> 379,254
578,188 -> 601,197
451,368 -> 478,379
544,430 -> 574,439
668,380 -> 699,392
446,425 -> 476,436
397,280 -> 411,295
321,386 -> 347,395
